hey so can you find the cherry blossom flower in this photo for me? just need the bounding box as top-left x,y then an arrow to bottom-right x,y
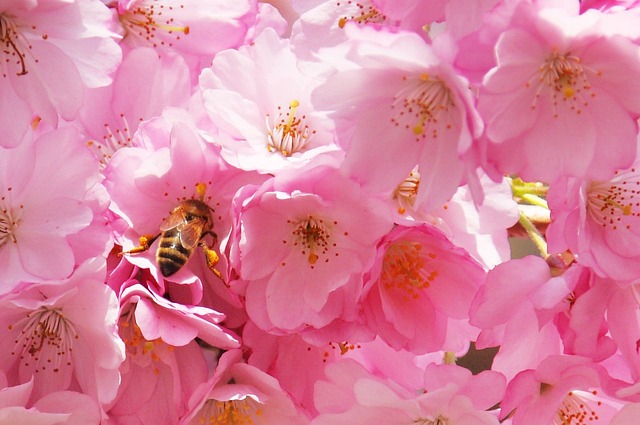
312,359 -> 503,425
391,170 -> 518,269
182,349 -> 309,424
113,0 -> 254,77
105,108 -> 265,291
0,127 -> 109,294
470,255 -> 567,380
107,282 -> 239,424
80,47 -> 191,168
199,28 -> 343,174
0,261 -> 125,410
312,25 -> 483,211
291,0 -> 444,57
0,0 -> 122,148
479,2 -> 640,182
501,355 -> 622,425
230,165 -> 393,333
362,224 -> 486,354
547,164 -> 640,283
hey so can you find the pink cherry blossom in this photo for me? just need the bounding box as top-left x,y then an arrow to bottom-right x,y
79,47 -> 191,168
501,355 -> 622,425
392,171 -> 518,269
547,164 -> 640,283
312,25 -> 483,211
362,224 -> 486,354
0,0 -> 122,148
0,126 -> 109,294
105,108 -> 265,292
291,0 -> 443,57
107,282 -> 239,424
479,2 -> 640,182
243,320 -> 360,415
199,28 -> 343,174
469,255 -> 567,380
230,165 -> 393,333
182,349 -> 309,424
113,0 -> 254,77
0,260 -> 125,409
312,359 -> 502,425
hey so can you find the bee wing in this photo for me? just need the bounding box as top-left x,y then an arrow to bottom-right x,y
159,209 -> 187,231
179,219 -> 205,250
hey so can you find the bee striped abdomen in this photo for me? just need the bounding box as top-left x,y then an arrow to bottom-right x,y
156,227 -> 193,277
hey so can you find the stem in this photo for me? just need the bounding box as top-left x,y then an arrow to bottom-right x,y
518,210 -> 548,258
519,193 -> 548,209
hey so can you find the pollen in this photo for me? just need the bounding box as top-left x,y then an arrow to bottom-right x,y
336,1 -> 387,28
586,167 -> 640,231
529,50 -> 596,116
393,168 -> 421,215
11,307 -> 77,373
193,399 -> 261,425
554,390 -> 601,425
118,0 -> 190,49
119,307 -> 167,359
266,100 -> 315,157
381,240 -> 439,301
391,74 -> 455,142
0,14 -> 33,77
289,215 -> 333,267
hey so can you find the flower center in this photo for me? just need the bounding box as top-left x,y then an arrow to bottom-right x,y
391,74 -> 455,141
191,399 -> 262,425
118,0 -> 190,48
554,390 -> 601,425
381,240 -> 439,301
266,100 -> 315,157
586,167 -> 640,231
529,50 -> 598,116
86,113 -> 138,168
336,1 -> 387,28
288,215 -> 334,267
0,14 -> 31,77
10,307 -> 77,373
393,168 -> 421,214
119,307 -> 171,367
0,191 -> 21,248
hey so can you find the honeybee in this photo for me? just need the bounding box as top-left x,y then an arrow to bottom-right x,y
122,185 -> 222,279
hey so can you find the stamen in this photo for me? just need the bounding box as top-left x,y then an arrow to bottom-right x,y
266,100 -> 315,157
391,74 -> 455,142
554,390 -> 601,425
0,194 -> 21,248
288,216 -> 334,267
11,307 -> 77,373
381,241 -> 439,301
393,168 -> 421,214
586,167 -> 640,231
0,14 -> 33,77
527,49 -> 598,117
86,114 -> 137,168
191,399 -> 262,425
336,1 -> 387,28
118,1 -> 190,48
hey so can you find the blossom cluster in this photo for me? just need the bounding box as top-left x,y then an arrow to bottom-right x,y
2,0 -> 640,423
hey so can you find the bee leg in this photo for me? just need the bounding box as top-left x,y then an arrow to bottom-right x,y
120,233 -> 161,255
199,242 -> 227,286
